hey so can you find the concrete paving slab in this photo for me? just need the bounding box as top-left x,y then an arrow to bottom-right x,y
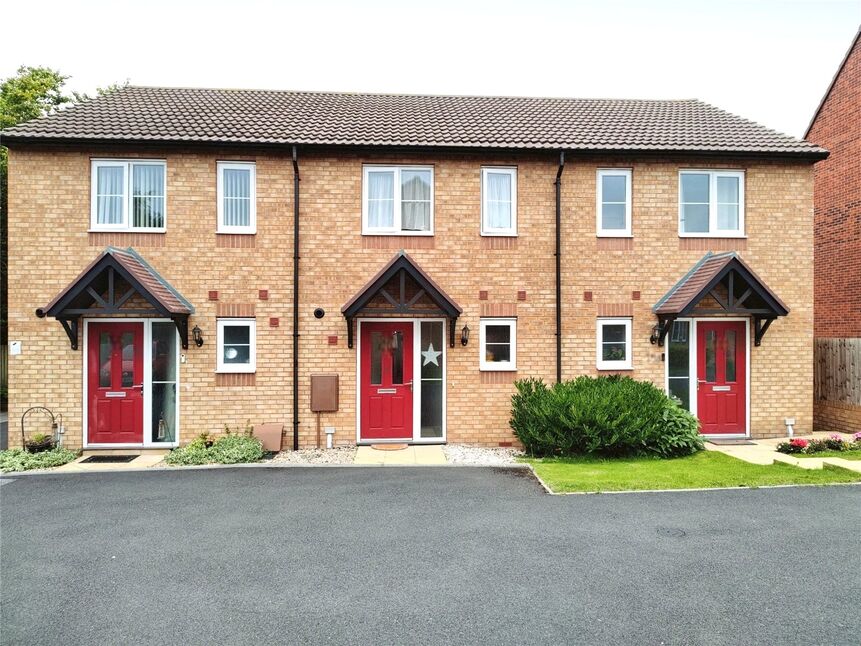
353,445 -> 446,465
822,457 -> 861,473
54,454 -> 164,472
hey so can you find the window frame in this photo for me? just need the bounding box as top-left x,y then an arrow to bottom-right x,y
596,318 -> 633,370
361,165 -> 435,236
678,170 -> 745,238
90,159 -> 167,232
216,318 -> 257,374
595,168 -> 632,237
216,161 -> 257,234
480,166 -> 518,236
479,318 -> 517,372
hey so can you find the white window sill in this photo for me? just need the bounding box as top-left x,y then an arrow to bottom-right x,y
89,228 -> 166,234
216,230 -> 256,235
479,366 -> 517,372
596,233 -> 633,238
596,365 -> 633,371
215,369 -> 256,374
362,231 -> 435,237
678,233 -> 747,239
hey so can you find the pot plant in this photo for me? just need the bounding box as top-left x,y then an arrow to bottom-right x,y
25,433 -> 56,453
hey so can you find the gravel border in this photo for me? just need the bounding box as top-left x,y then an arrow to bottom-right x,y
270,447 -> 358,465
443,445 -> 524,465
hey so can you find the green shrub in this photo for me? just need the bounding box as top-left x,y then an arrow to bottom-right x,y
510,376 -> 703,458
0,447 -> 78,472
164,434 -> 263,466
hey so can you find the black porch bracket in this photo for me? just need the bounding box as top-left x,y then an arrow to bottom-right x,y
58,318 -> 79,350
754,316 -> 776,347
172,316 -> 190,350
655,316 -> 675,348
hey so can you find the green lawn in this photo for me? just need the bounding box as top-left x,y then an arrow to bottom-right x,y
793,449 -> 861,460
524,451 -> 861,493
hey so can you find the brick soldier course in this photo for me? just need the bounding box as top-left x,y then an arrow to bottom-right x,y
1,88 -> 828,449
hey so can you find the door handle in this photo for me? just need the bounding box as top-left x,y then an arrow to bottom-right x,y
406,380 -> 413,392
697,379 -> 707,389
133,383 -> 144,396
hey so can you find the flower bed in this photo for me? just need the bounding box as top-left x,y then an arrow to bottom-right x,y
164,433 -> 264,466
0,447 -> 79,472
776,433 -> 861,456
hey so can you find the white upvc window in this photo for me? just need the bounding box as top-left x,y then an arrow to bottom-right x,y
362,165 -> 434,235
596,318 -> 632,370
679,170 -> 745,237
479,318 -> 517,371
596,168 -> 632,237
481,167 -> 517,236
90,160 -> 166,231
216,319 -> 256,373
217,162 -> 257,234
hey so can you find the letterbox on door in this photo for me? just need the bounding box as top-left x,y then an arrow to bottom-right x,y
310,374 -> 339,412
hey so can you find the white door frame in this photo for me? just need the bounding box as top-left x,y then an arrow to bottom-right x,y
664,316 -> 750,439
355,318 -> 447,444
82,318 -> 181,449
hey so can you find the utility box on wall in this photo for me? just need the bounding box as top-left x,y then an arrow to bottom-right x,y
310,374 -> 339,412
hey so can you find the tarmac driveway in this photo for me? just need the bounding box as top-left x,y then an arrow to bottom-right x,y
1,467 -> 859,645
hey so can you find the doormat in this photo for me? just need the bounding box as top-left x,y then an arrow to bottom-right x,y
707,439 -> 757,446
370,444 -> 409,451
80,455 -> 139,463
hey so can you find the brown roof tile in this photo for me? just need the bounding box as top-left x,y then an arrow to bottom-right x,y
0,86 -> 827,158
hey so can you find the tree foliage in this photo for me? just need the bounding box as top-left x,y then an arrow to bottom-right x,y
0,66 -> 126,366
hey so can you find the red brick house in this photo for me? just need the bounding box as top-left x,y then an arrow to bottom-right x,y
0,88 -> 826,450
806,27 -> 861,433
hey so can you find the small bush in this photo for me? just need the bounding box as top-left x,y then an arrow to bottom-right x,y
0,447 -> 78,472
510,376 -> 703,458
164,434 -> 263,466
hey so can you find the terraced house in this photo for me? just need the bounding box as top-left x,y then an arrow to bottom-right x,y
1,87 -> 827,451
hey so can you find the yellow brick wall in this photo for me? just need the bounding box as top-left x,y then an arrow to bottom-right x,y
6,147 -> 814,448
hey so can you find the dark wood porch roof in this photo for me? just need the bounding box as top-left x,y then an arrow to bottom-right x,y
341,251 -> 462,348
652,252 -> 789,347
36,247 -> 194,349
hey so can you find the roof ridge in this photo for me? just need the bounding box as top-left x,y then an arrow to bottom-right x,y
124,84 -> 697,104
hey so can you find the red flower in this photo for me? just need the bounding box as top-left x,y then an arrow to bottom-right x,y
790,439 -> 808,448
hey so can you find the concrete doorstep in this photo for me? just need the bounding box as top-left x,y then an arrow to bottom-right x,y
353,445 -> 447,466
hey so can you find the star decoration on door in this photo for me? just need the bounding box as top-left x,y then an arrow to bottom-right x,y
422,342 -> 441,367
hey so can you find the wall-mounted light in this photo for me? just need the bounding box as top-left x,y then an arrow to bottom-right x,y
192,325 -> 204,347
649,324 -> 660,345
461,325 -> 470,346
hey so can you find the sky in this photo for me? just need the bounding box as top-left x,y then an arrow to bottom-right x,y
2,0 -> 859,138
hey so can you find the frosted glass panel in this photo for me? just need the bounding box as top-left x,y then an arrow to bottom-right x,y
602,174 -> 626,203
99,332 -> 112,387
601,203 -> 626,230
120,333 -> 135,387
681,174 -> 709,202
420,322 -> 443,439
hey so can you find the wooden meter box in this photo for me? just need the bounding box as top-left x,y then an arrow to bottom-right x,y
310,374 -> 339,412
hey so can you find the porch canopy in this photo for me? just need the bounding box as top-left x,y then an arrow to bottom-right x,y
652,252 -> 789,347
341,251 -> 462,348
36,246 -> 195,349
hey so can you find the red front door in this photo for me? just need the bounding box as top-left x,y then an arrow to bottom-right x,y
88,322 -> 144,444
360,322 -> 413,441
697,321 -> 746,435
